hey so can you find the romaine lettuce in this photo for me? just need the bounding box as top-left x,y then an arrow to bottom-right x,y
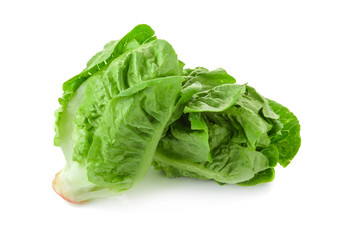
53,24 -> 301,203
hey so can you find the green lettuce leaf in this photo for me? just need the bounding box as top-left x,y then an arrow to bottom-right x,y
154,144 -> 270,184
167,67 -> 237,126
237,168 -> 275,186
71,39 -> 180,164
86,77 -> 182,190
53,25 -> 183,202
54,24 -> 156,146
184,84 -> 246,113
267,99 -> 301,167
157,113 -> 212,163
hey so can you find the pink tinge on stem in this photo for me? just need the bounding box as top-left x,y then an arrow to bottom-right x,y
52,171 -> 87,204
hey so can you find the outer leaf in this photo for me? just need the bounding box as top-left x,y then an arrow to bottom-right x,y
53,77 -> 182,202
267,99 -> 301,167
71,39 -> 180,163
54,24 -> 156,145
154,144 -> 270,184
86,77 -> 182,190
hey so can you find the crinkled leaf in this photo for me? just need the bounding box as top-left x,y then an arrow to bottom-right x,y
224,106 -> 271,150
55,24 -> 156,146
267,99 -> 301,167
157,113 -> 212,163
71,39 -> 180,163
184,84 -> 246,113
237,86 -> 279,119
87,77 -> 182,190
154,144 -> 270,184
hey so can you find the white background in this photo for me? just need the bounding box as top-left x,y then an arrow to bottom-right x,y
1,0 -> 350,239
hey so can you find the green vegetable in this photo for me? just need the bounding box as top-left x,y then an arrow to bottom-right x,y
153,68 -> 301,185
53,25 -> 183,203
53,24 -> 301,203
